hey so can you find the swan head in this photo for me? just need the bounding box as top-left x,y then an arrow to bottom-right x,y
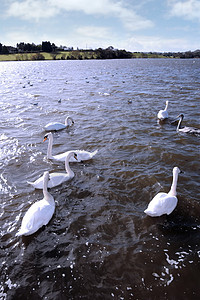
173,167 -> 181,174
43,132 -> 52,142
65,116 -> 74,126
65,152 -> 78,163
176,113 -> 184,120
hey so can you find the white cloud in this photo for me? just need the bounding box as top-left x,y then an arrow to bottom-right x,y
6,0 -> 154,30
6,0 -> 59,21
4,29 -> 36,45
76,26 -> 112,39
122,35 -> 196,52
168,0 -> 200,21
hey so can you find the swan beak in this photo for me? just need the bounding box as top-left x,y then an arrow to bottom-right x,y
43,136 -> 48,142
74,153 -> 78,160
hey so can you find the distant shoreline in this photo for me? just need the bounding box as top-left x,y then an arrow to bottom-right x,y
0,50 -> 163,62
1,49 -> 200,62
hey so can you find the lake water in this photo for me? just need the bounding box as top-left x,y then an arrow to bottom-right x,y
0,58 -> 200,299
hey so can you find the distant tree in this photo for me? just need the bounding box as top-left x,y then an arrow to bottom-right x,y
2,45 -> 9,54
51,43 -> 57,52
42,41 -> 52,52
17,42 -> 25,52
0,43 -> 2,53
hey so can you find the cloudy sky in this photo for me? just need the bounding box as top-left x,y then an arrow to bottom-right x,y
1,0 -> 200,52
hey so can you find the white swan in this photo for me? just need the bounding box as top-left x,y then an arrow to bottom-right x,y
28,152 -> 78,189
144,167 -> 181,217
43,132 -> 98,162
16,171 -> 55,236
44,116 -> 74,131
157,100 -> 169,120
176,114 -> 200,134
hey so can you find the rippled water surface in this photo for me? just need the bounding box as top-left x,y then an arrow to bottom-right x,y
0,59 -> 200,299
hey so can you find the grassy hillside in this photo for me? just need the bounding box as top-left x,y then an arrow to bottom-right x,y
0,51 -> 166,62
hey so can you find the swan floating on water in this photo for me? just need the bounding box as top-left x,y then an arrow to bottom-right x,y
144,167 -> 181,217
157,100 -> 169,120
175,114 -> 200,134
44,116 -> 74,131
16,171 -> 55,236
43,132 -> 98,162
28,152 -> 78,189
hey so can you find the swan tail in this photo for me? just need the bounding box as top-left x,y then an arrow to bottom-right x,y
144,209 -> 159,217
91,149 -> 98,157
16,229 -> 25,236
27,181 -> 35,186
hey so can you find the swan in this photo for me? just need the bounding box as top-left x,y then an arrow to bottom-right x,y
144,167 -> 181,217
28,152 -> 78,189
16,171 -> 55,236
157,100 -> 169,120
43,132 -> 98,162
176,114 -> 200,134
44,116 -> 74,131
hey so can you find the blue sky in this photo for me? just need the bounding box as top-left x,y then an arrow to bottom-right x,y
1,0 -> 200,52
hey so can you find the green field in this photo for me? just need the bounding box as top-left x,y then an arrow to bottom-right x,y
0,51 -> 99,61
0,51 -> 167,62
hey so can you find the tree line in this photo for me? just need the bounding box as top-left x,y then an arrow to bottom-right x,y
0,41 -> 57,54
1,41 -> 200,59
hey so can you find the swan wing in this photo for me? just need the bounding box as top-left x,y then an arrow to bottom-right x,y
157,110 -> 168,120
48,172 -> 73,188
165,195 -> 178,215
44,122 -> 66,131
28,172 -> 73,189
144,192 -> 178,217
179,126 -> 200,134
144,192 -> 168,217
53,151 -> 71,161
27,176 -> 44,189
16,200 -> 55,236
53,149 -> 98,162
69,149 -> 98,162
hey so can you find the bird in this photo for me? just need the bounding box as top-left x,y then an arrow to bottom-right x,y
157,100 -> 169,120
43,132 -> 98,162
44,116 -> 74,131
176,114 -> 200,134
144,167 -> 181,217
16,171 -> 55,236
27,152 -> 78,189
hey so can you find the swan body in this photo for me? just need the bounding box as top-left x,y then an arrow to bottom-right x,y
44,116 -> 74,131
144,167 -> 180,217
28,152 -> 77,189
176,114 -> 200,134
157,101 -> 169,120
43,132 -> 98,162
16,171 -> 55,236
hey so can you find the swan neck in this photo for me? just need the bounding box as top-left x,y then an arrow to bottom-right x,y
65,117 -> 73,126
47,134 -> 53,159
164,101 -> 168,111
177,117 -> 182,131
168,171 -> 179,196
65,153 -> 74,176
43,177 -> 54,204
65,117 -> 69,125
